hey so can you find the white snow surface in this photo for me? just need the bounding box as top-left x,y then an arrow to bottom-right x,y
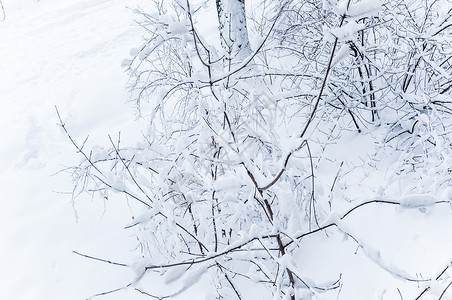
0,1 -> 150,299
1,1 -> 452,300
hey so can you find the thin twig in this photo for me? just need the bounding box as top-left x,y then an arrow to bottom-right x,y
56,106 -> 102,175
0,0 -> 5,21
299,14 -> 347,140
88,283 -> 132,299
73,251 -> 128,267
108,134 -> 153,205
439,280 -> 452,300
135,288 -> 170,299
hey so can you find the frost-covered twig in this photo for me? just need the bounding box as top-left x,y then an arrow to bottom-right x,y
299,12 -> 348,140
57,106 -> 152,208
108,134 -> 154,204
56,106 -> 102,175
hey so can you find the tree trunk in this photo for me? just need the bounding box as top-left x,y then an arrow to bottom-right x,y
216,0 -> 252,66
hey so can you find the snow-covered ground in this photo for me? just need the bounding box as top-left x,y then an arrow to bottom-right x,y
0,1 -> 146,299
1,1 -> 452,299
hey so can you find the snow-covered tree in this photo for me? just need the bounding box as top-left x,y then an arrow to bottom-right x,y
61,0 -> 452,298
